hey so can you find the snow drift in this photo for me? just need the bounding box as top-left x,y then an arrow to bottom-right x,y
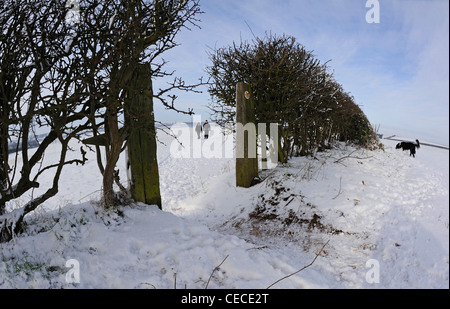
0,124 -> 448,289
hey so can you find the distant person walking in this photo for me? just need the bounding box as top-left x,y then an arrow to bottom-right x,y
203,120 -> 211,139
195,122 -> 202,139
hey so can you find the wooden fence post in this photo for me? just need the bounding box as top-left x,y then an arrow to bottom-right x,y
125,63 -> 162,209
236,82 -> 258,188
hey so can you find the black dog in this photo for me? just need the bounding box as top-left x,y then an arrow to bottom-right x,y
396,139 -> 420,158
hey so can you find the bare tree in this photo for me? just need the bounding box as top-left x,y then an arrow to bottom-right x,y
76,0 -> 204,208
0,0 -> 204,241
0,0 -> 91,242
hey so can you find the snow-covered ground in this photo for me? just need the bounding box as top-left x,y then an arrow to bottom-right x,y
0,123 -> 448,289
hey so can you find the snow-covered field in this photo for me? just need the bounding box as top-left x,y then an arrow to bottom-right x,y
0,124 -> 448,289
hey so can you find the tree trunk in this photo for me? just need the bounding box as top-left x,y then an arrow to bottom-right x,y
125,63 -> 162,209
0,127 -> 8,214
102,106 -> 123,208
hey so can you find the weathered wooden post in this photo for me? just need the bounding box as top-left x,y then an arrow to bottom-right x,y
125,63 -> 162,209
236,82 -> 258,188
82,63 -> 162,209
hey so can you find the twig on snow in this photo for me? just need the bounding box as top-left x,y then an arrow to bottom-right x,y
333,150 -> 373,165
266,239 -> 330,289
332,176 -> 343,200
247,245 -> 269,251
205,255 -> 229,289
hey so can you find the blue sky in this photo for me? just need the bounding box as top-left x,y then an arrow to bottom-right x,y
154,0 -> 449,146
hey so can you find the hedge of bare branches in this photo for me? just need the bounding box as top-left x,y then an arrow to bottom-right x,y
206,33 -> 377,162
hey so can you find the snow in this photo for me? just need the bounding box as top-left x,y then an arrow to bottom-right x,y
0,123 -> 448,289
